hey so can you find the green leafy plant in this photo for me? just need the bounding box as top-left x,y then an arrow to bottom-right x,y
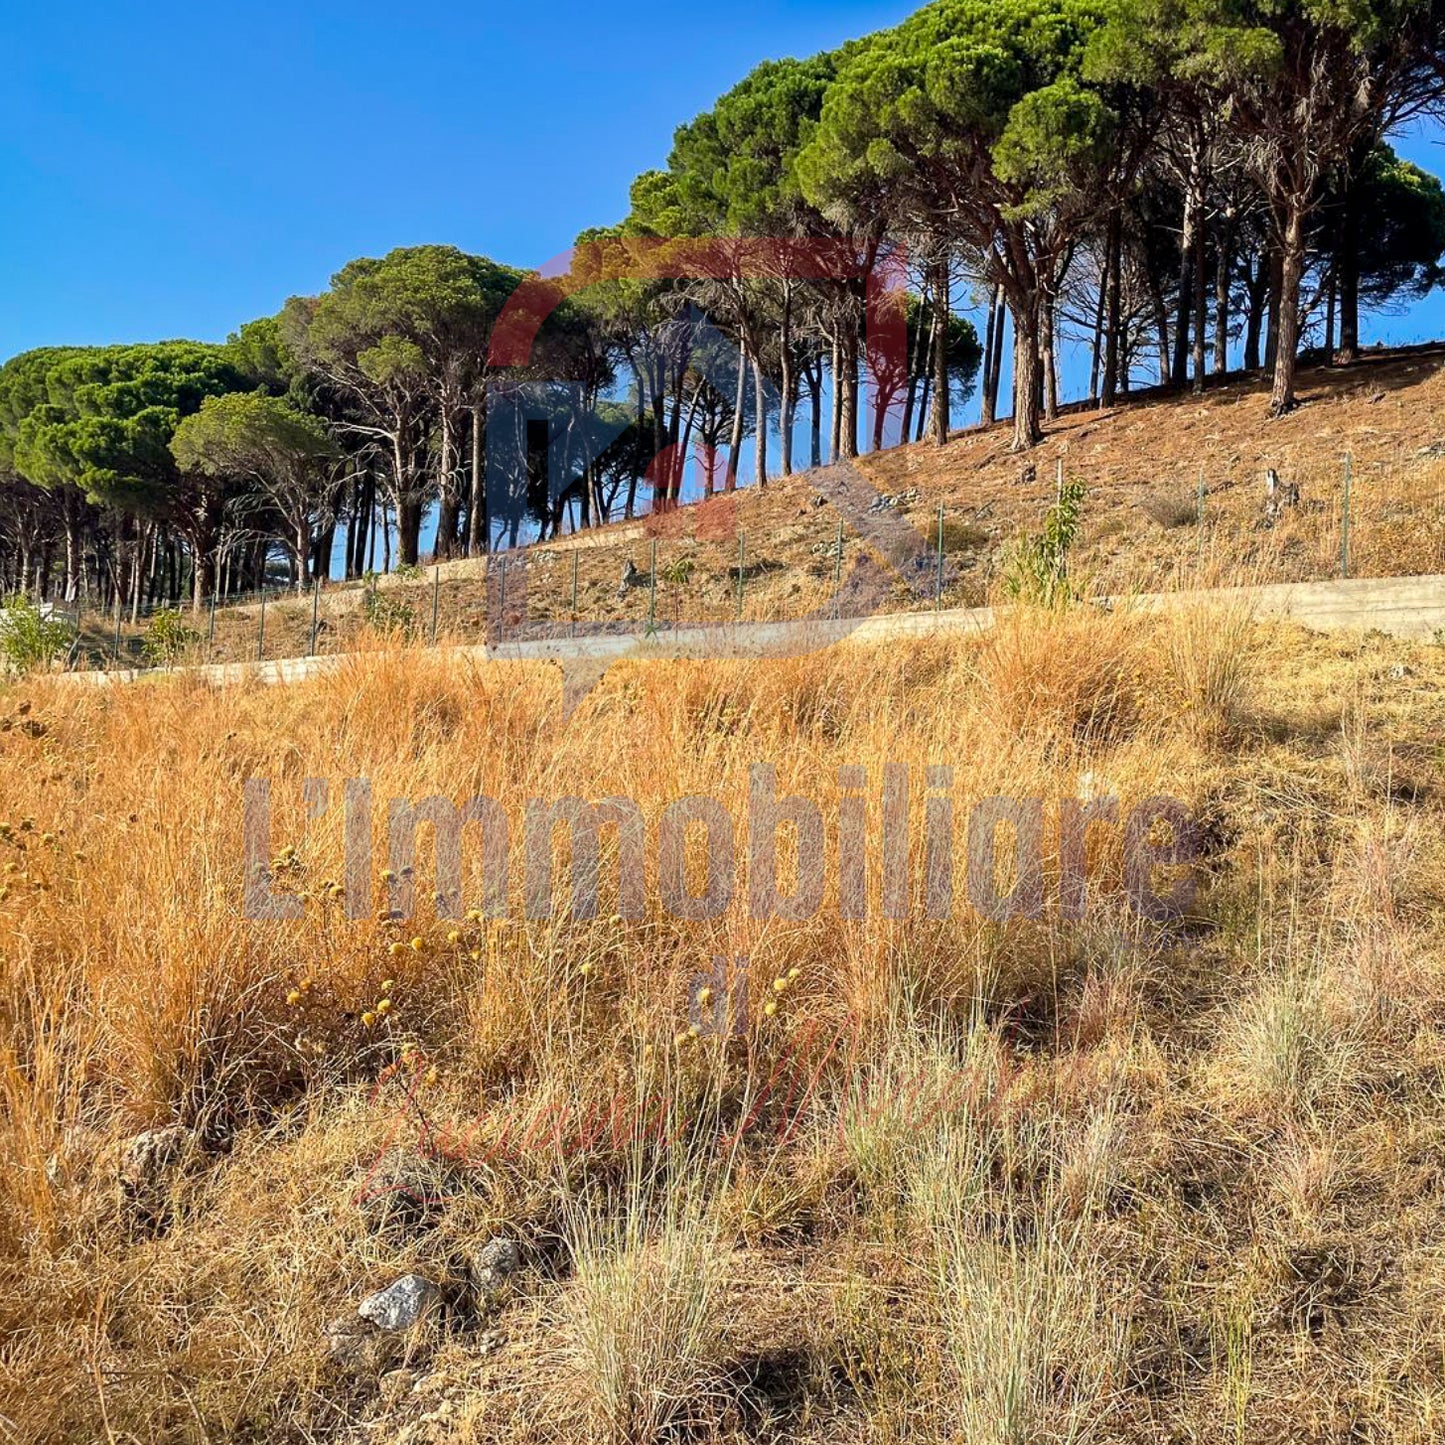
392,562 -> 424,582
658,554 -> 696,625
0,596 -> 74,674
1001,480 -> 1086,608
657,556 -> 695,588
141,608 -> 201,667
362,588 -> 416,639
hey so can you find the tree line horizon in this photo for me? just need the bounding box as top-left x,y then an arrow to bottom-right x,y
3,0 -> 1445,614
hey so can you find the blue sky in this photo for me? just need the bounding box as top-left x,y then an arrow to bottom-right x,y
0,1 -> 913,356
4,1 -> 1444,390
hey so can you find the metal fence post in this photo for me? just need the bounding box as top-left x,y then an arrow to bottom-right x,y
310,580 -> 321,656
736,534 -> 745,622
834,518 -> 843,618
571,551 -> 579,637
431,565 -> 440,646
257,589 -> 267,661
648,539 -> 657,629
113,604 -> 122,668
935,503 -> 945,610
498,555 -> 507,642
208,592 -> 217,660
1341,452 -> 1352,579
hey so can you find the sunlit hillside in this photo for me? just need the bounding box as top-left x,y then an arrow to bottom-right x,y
99,346 -> 1445,671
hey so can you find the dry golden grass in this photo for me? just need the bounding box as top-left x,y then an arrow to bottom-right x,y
4,599 -> 1445,1442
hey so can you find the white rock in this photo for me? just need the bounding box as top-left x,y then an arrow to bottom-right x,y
358,1274 -> 441,1332
116,1124 -> 193,1221
468,1235 -> 520,1306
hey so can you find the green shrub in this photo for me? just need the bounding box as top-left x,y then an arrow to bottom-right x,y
658,556 -> 696,587
141,608 -> 201,667
362,588 -> 416,638
1001,480 -> 1086,608
0,596 -> 74,674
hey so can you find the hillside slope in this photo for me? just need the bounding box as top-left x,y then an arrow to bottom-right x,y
94,346 -> 1445,667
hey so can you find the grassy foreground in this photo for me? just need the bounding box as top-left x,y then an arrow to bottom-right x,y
4,603 -> 1445,1443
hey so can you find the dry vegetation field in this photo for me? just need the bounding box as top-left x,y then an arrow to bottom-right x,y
5,592 -> 1445,1444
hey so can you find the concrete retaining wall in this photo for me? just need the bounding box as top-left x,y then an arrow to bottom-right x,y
50,572 -> 1445,690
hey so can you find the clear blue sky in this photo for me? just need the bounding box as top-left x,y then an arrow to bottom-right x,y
4,0 -> 1444,380
0,0 -> 914,358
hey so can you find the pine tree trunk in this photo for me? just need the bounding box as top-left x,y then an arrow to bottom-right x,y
1192,213 -> 1207,393
1151,280 -> 1171,384
353,470 -> 374,577
902,283 -> 929,444
1324,264 -> 1337,360
1338,160 -> 1362,364
61,488 -> 81,602
435,496 -> 459,560
674,379 -> 701,505
753,357 -> 768,484
808,362 -> 822,468
839,324 -> 859,460
1265,241 -> 1283,372
397,498 -> 422,567
1269,198 -> 1307,415
779,288 -> 794,477
829,333 -> 842,463
726,347 -> 746,490
438,408 -> 455,558
1102,214 -> 1123,404
929,253 -> 950,445
988,291 -> 1006,420
468,403 -> 487,555
193,549 -> 211,612
1214,216 -> 1233,375
1089,245 -> 1108,401
980,286 -> 998,425
1042,297 -> 1059,421
1173,169 -> 1199,386
1243,256 -> 1266,371
1011,297 -> 1043,451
